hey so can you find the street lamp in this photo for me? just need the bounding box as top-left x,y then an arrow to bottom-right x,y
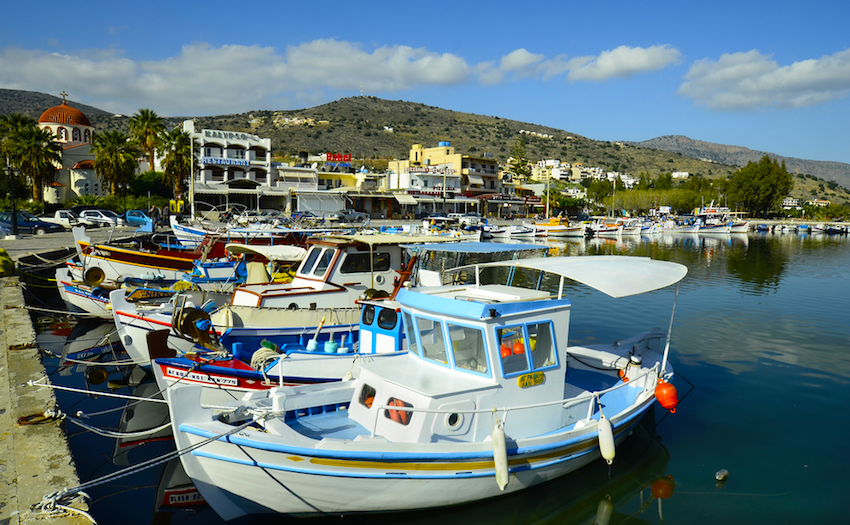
4,164 -> 19,237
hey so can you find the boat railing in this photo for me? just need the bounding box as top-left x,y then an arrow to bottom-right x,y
368,364 -> 661,437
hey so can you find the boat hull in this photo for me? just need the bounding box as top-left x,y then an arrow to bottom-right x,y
168,383 -> 655,519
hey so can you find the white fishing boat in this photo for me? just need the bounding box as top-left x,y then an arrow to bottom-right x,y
161,255 -> 687,520
489,224 -> 537,239
660,220 -> 699,234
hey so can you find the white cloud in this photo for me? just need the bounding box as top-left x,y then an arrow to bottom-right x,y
567,45 -> 682,82
678,49 -> 850,110
0,40 -> 681,115
0,40 -> 472,115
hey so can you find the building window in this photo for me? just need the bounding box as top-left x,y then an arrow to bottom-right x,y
57,127 -> 67,141
72,128 -> 81,142
84,129 -> 91,142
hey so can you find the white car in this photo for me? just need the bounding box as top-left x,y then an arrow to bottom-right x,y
79,209 -> 125,227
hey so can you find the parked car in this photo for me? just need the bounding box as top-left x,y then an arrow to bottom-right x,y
0,211 -> 65,235
447,212 -> 481,228
290,210 -> 318,221
124,210 -> 152,227
78,209 -> 125,227
327,209 -> 368,223
39,209 -> 81,230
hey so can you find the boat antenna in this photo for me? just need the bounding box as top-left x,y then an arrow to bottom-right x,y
660,282 -> 680,376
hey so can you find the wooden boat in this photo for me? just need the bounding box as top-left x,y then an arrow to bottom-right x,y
111,233 -> 464,366
160,255 -> 688,520
58,243 -> 305,318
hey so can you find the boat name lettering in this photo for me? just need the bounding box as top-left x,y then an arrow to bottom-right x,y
165,367 -> 239,386
127,289 -> 174,300
166,491 -> 204,505
518,372 -> 545,388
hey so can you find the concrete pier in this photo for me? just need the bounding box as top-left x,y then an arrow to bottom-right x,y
1,276 -> 90,524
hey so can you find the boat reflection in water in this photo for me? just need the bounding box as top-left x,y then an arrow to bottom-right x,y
58,318 -> 124,377
297,413 -> 673,525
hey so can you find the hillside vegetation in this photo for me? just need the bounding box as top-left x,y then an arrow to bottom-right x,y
2,89 -> 848,205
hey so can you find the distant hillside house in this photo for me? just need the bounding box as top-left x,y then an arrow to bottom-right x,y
36,97 -> 102,203
387,142 -> 499,216
808,198 -> 830,208
672,172 -> 690,179
782,197 -> 801,210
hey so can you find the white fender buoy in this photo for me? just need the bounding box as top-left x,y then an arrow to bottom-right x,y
492,419 -> 509,490
598,416 -> 615,465
594,494 -> 613,525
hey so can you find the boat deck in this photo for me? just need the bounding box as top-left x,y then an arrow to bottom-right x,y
281,368 -> 640,443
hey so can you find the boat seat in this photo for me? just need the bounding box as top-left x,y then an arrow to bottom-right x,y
147,329 -> 177,359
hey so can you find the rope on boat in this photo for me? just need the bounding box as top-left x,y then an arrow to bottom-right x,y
32,417 -> 257,522
39,408 -> 173,439
24,377 -> 169,404
4,303 -> 105,317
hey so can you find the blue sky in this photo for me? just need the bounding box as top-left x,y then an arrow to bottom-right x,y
2,0 -> 849,163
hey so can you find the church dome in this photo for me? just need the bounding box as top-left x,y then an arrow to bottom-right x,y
38,102 -> 91,127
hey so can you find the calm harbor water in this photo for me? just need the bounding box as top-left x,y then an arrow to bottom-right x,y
33,230 -> 850,524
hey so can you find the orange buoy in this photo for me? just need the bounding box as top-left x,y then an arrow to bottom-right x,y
389,399 -> 409,425
500,344 -> 512,358
512,340 -> 525,354
651,475 -> 675,499
655,380 -> 679,413
618,369 -> 629,382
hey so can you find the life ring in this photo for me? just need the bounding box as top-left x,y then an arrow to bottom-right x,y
388,399 -> 409,425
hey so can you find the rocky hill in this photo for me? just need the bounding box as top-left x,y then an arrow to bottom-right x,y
2,89 -> 848,204
629,135 -> 850,190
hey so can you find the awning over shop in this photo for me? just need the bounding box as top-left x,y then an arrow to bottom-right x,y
467,174 -> 484,185
394,193 -> 418,205
415,196 -> 437,203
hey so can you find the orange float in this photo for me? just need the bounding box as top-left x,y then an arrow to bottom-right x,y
500,343 -> 512,358
651,475 -> 675,499
655,380 -> 679,413
512,340 -> 525,354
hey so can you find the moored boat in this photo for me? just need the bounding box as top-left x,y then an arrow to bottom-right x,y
161,255 -> 688,520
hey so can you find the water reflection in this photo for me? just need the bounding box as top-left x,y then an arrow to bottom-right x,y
29,232 -> 850,523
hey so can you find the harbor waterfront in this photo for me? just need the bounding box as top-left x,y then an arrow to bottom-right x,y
2,224 -> 850,524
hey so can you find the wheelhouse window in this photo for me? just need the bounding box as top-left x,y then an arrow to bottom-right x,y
377,308 -> 398,330
299,247 -> 322,274
362,304 -> 375,325
498,326 -> 529,375
497,322 -> 557,377
313,249 -> 335,276
448,323 -> 488,375
402,311 -> 419,357
417,317 -> 447,364
340,252 -> 391,274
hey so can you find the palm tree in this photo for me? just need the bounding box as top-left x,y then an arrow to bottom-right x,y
4,123 -> 62,201
91,130 -> 140,195
129,108 -> 165,172
159,127 -> 195,197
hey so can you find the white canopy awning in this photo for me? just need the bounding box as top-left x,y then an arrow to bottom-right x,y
451,256 -> 688,298
467,174 -> 484,185
394,193 -> 418,205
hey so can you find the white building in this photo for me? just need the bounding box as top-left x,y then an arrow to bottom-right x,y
184,120 -> 315,212
36,98 -> 104,203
